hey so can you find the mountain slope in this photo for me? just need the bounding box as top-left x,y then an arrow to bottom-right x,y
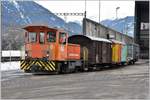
101,16 -> 134,37
2,1 -> 82,50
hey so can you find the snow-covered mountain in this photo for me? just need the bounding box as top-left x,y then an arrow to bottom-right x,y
101,16 -> 134,37
2,1 -> 82,50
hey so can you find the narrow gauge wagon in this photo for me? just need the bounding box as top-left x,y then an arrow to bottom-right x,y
121,43 -> 128,65
68,35 -> 112,69
127,43 -> 140,64
111,40 -> 122,64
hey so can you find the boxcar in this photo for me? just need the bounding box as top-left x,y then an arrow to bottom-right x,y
127,43 -> 140,64
121,43 -> 128,64
111,40 -> 122,64
68,35 -> 112,66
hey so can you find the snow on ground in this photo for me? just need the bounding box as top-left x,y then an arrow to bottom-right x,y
1,61 -> 20,71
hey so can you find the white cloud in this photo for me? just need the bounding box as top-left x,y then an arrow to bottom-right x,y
35,0 -> 135,23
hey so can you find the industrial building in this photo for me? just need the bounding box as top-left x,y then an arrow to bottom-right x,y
134,1 -> 149,59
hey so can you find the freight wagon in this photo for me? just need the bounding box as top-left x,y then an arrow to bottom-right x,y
20,25 -> 139,74
127,43 -> 140,64
111,40 -> 122,64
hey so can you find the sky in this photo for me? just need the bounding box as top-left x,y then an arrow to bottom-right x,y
35,0 -> 135,23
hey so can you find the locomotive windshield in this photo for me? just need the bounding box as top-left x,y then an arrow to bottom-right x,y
28,32 -> 37,43
47,32 -> 56,42
40,32 -> 45,44
59,32 -> 66,44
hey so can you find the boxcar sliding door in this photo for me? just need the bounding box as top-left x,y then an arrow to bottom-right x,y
102,42 -> 108,63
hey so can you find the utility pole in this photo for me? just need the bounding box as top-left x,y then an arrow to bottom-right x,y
9,42 -> 11,67
99,0 -> 101,23
84,0 -> 87,18
116,7 -> 120,19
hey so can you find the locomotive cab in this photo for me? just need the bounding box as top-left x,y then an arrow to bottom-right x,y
21,26 -> 68,73
23,26 -> 68,61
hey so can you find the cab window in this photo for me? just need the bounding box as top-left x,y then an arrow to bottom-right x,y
40,32 -> 45,44
59,32 -> 67,44
29,32 -> 36,43
47,32 -> 56,42
25,32 -> 28,43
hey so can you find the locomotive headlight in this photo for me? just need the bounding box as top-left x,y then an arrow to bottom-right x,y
46,51 -> 49,57
25,51 -> 28,56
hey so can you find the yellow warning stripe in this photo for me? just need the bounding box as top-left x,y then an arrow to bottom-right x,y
26,61 -> 32,70
46,63 -> 53,71
36,61 -> 42,67
26,61 -> 35,70
20,63 -> 24,69
21,60 -> 29,70
20,61 -> 25,67
21,62 -> 27,70
36,61 -> 43,69
20,60 -> 56,71
40,61 -> 50,71
20,61 -> 24,65
24,65 -> 29,70
51,61 -> 55,66
48,62 -> 55,70
24,63 -> 29,70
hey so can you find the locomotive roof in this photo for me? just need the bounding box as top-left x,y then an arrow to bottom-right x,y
23,26 -> 60,31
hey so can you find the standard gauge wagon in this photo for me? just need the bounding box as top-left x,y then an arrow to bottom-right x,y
111,40 -> 122,64
121,42 -> 128,65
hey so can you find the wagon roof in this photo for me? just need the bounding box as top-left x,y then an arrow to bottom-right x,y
127,43 -> 139,46
110,39 -> 126,44
69,35 -> 112,43
86,35 -> 112,43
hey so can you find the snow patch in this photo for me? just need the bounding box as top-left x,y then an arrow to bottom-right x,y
1,61 -> 20,71
12,0 -> 20,11
20,13 -> 24,19
11,1 -> 28,23
26,16 -> 32,23
50,17 -> 56,21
